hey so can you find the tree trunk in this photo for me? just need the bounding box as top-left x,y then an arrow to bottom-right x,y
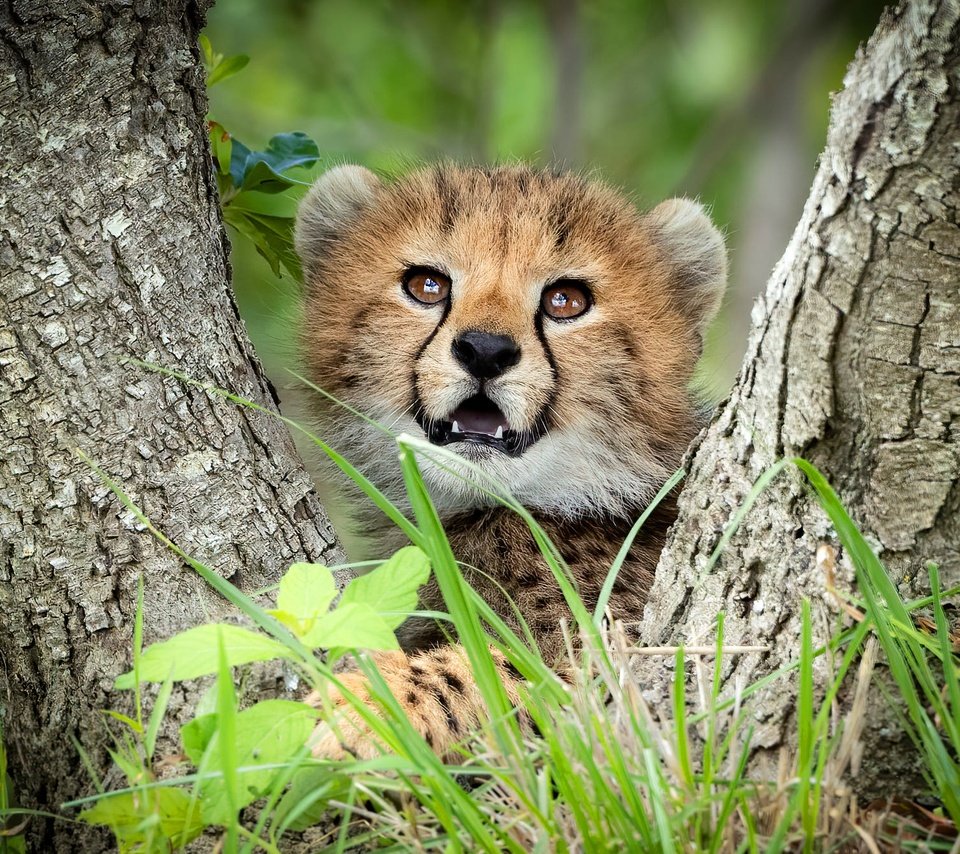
638,0 -> 959,797
0,1 -> 343,848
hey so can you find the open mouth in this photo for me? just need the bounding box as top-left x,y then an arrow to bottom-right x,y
417,393 -> 542,457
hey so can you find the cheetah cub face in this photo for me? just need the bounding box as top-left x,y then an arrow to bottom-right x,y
295,165 -> 725,532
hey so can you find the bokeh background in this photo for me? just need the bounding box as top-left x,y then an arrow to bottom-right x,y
205,0 -> 886,399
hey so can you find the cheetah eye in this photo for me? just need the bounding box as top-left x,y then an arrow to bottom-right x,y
541,280 -> 592,321
403,267 -> 451,306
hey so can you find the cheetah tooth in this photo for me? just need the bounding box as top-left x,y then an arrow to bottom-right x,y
494,425 -> 504,439
452,421 -> 462,434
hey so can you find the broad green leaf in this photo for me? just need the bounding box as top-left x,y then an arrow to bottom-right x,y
227,136 -> 252,190
239,162 -> 304,194
198,700 -> 318,824
239,132 -> 319,193
267,608 -> 304,635
339,546 -> 430,629
229,188 -> 302,217
223,209 -> 303,282
79,788 -> 204,848
277,563 -> 336,621
300,602 -> 398,650
225,211 -> 284,277
180,713 -> 218,766
208,54 -> 249,87
114,624 -> 291,689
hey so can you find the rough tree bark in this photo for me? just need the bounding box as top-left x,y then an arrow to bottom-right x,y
638,0 -> 959,797
0,1 -> 342,848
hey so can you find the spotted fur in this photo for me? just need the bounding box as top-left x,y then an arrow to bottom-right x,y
295,164 -> 726,757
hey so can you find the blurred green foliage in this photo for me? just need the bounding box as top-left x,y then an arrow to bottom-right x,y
204,0 -> 886,395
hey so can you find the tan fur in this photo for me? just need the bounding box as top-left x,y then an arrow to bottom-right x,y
295,164 -> 726,758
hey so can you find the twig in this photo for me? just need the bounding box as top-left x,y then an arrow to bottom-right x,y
624,645 -> 768,656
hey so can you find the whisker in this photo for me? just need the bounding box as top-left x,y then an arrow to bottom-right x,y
384,401 -> 417,432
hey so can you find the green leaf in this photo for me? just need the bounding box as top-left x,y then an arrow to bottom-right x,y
277,563 -> 337,621
102,710 -> 141,732
145,672 -> 175,759
208,54 -> 249,87
239,132 -> 320,193
223,208 -> 303,281
79,788 -> 204,849
339,546 -> 431,629
198,34 -> 215,69
181,713 -> 218,767
208,121 -> 233,179
300,602 -> 398,650
267,608 -> 304,636
228,188 -> 303,217
198,700 -> 318,824
213,634 -> 239,842
273,767 -> 351,833
238,162 -> 302,194
228,136 -> 252,189
114,624 -> 292,689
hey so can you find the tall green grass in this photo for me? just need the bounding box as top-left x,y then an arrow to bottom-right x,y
6,373 -> 956,852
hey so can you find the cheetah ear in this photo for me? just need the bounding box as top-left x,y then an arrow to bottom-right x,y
645,198 -> 727,336
295,165 -> 382,282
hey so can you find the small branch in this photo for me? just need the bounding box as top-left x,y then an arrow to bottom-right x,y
624,645 -> 769,656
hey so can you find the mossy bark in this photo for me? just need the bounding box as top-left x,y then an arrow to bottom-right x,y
0,2 -> 343,848
639,0 -> 959,798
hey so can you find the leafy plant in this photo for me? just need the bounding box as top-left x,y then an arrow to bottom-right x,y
74,549 -> 430,851
199,34 -> 249,89
203,38 -> 318,282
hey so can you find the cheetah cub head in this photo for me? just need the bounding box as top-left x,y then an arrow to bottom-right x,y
295,165 -> 726,531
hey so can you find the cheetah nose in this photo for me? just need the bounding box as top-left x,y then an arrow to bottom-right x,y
451,331 -> 521,380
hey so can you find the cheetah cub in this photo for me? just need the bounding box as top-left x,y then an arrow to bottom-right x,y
294,164 -> 726,757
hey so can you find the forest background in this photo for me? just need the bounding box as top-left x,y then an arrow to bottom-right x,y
206,0 -> 887,398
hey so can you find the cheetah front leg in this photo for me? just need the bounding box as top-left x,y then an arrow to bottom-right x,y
306,644 -> 524,760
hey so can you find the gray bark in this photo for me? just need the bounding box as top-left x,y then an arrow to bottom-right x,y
639,0 -> 959,797
0,1 -> 342,848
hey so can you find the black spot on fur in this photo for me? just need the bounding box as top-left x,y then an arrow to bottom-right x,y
533,593 -> 555,611
516,567 -> 541,588
409,665 -> 433,694
500,658 -> 523,682
549,197 -> 574,248
434,690 -> 462,736
441,670 -> 465,695
406,691 -> 419,706
602,372 -> 621,389
493,531 -> 510,562
517,708 -> 543,739
433,168 -> 458,233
